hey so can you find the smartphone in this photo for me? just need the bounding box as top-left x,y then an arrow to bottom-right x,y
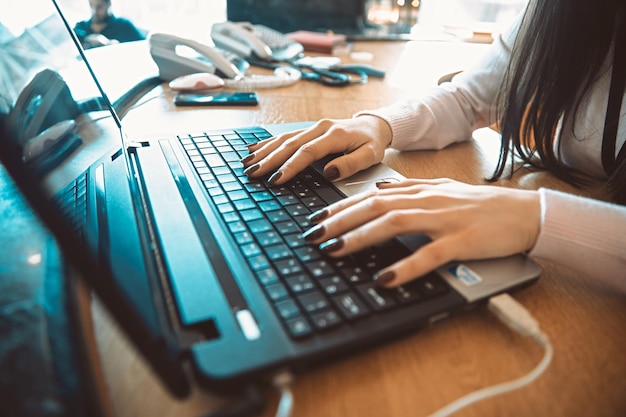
174,91 -> 259,106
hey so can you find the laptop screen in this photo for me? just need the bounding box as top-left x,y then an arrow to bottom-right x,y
0,0 -> 191,397
1,0 -> 114,187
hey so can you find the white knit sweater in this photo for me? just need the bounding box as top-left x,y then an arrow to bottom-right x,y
357,13 -> 626,292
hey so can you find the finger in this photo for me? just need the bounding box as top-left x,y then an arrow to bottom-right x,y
251,131 -> 359,184
322,207 -> 439,257
376,177 -> 458,189
244,129 -> 304,161
307,181 -> 431,226
244,122 -> 342,180
322,142 -> 386,182
373,237 -> 460,287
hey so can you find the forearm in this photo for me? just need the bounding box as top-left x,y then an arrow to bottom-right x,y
354,12 -> 520,152
354,86 -> 477,151
530,188 -> 626,293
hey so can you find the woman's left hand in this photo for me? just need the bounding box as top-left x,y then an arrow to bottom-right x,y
302,178 -> 541,287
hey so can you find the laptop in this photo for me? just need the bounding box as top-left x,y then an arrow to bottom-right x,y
226,0 -> 418,40
0,0 -> 542,402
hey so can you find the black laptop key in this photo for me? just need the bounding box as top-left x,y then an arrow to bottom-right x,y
340,265 -> 370,284
276,194 -> 299,205
259,201 -> 282,213
251,190 -> 274,202
306,259 -> 334,278
294,246 -> 322,263
275,299 -> 302,320
332,293 -> 370,320
265,243 -> 291,261
217,202 -> 234,214
286,317 -> 313,339
415,274 -> 450,298
356,283 -> 397,311
301,196 -> 325,209
297,290 -> 330,313
310,310 -> 342,331
284,232 -> 307,249
275,258 -> 304,276
248,218 -> 272,233
240,208 -> 264,222
292,215 -> 311,229
392,284 -> 423,304
314,187 -> 344,205
318,276 -> 350,295
248,254 -> 270,271
266,282 -> 289,301
241,242 -> 262,257
234,199 -> 256,211
221,181 -> 242,192
285,275 -> 316,294
257,268 -> 279,286
274,220 -> 300,235
243,181 -> 266,192
266,209 -> 290,223
257,231 -> 281,246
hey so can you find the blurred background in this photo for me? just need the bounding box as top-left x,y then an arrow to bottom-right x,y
2,0 -> 527,44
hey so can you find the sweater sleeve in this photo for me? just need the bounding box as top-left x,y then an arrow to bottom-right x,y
530,188 -> 626,293
354,12 -> 522,151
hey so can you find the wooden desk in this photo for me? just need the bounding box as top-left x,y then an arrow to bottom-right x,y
81,41 -> 626,417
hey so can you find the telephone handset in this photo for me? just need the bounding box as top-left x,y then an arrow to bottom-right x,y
211,21 -> 304,62
7,69 -> 80,146
148,32 -> 250,81
5,69 -> 83,176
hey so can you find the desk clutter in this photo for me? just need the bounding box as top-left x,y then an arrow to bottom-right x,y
149,20 -> 386,97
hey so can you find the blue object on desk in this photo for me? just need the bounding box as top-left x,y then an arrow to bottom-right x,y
330,63 -> 386,78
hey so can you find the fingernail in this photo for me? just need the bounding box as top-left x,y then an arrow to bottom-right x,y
319,237 -> 344,253
301,224 -> 325,241
376,180 -> 391,188
243,164 -> 260,176
240,154 -> 255,165
374,270 -> 396,286
308,208 -> 329,224
267,171 -> 282,185
323,166 -> 340,181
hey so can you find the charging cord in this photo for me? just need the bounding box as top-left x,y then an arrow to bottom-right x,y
428,293 -> 553,417
223,67 -> 302,91
273,371 -> 295,417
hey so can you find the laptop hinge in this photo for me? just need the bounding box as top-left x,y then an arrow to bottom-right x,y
176,320 -> 220,351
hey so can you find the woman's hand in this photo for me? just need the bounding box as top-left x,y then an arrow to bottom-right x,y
242,115 -> 392,185
301,178 -> 541,287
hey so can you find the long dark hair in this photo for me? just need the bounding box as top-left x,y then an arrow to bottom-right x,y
493,0 -> 626,203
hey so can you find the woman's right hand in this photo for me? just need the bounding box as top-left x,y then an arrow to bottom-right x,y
242,115 -> 392,185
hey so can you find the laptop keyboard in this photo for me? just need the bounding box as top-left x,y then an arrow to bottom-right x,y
52,170 -> 88,243
180,127 -> 450,339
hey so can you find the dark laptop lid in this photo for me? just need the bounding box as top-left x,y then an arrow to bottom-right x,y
227,0 -> 366,34
226,0 -> 416,39
0,0 -> 190,397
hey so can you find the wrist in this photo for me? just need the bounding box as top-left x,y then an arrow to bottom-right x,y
354,114 -> 393,148
521,189 -> 542,252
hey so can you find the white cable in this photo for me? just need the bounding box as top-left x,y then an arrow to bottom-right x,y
428,293 -> 553,417
273,371 -> 295,417
223,67 -> 301,91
